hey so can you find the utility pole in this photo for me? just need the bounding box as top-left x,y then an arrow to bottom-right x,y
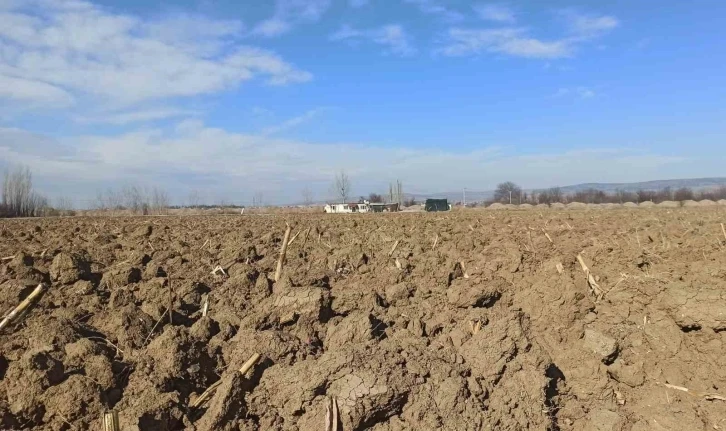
463,188 -> 467,207
509,191 -> 512,204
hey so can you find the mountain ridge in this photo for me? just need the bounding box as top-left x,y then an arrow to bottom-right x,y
408,177 -> 726,203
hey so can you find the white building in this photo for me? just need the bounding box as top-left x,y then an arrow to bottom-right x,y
324,202 -> 371,213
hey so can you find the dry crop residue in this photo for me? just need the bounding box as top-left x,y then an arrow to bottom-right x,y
1,207 -> 726,430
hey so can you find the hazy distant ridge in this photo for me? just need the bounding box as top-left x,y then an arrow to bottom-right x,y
410,177 -> 726,203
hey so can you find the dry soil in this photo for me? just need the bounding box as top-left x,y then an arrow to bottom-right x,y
1,207 -> 726,430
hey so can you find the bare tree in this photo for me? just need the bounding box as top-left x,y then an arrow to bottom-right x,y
31,193 -> 49,216
636,189 -> 655,203
332,171 -> 351,202
96,188 -> 123,210
150,187 -> 170,214
396,180 -> 403,207
368,193 -> 383,203
94,190 -> 107,210
388,180 -> 403,206
94,185 -> 169,214
494,182 -> 522,204
656,187 -> 674,202
187,190 -> 202,207
1,165 -> 48,217
252,192 -> 264,207
55,196 -> 74,214
674,187 -> 694,202
121,185 -> 146,214
403,197 -> 417,207
302,187 -> 314,205
548,187 -> 563,204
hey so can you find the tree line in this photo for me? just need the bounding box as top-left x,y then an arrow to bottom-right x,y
486,182 -> 726,206
0,165 -> 173,218
94,186 -> 170,215
0,166 -> 48,217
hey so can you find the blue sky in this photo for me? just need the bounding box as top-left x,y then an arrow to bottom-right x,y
1,0 -> 725,206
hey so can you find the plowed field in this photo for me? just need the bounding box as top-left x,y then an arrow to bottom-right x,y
1,207 -> 725,430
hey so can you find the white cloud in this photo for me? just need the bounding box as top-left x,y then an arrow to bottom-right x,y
330,25 -> 361,40
252,18 -> 291,37
562,10 -> 619,37
0,123 -> 692,205
0,0 -> 311,109
253,0 -> 331,37
438,11 -> 618,59
144,13 -> 244,55
578,87 -> 595,98
74,108 -> 199,125
438,28 -> 570,58
402,0 -> 464,22
331,24 -> 415,56
260,109 -> 321,136
473,4 -> 515,23
226,47 -> 313,85
554,87 -> 596,99
0,74 -> 74,107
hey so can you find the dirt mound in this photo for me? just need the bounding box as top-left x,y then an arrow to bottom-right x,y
699,199 -> 717,206
639,201 -> 655,208
50,251 -> 92,284
657,200 -> 679,208
682,200 -> 700,207
622,202 -> 638,208
487,203 -> 506,210
2,209 -> 726,430
400,206 -> 423,213
718,199 -> 726,206
566,202 -> 587,209
517,203 -> 533,209
550,202 -> 565,209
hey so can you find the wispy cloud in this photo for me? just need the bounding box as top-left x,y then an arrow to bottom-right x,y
561,10 -> 619,37
402,0 -> 464,22
253,0 -> 331,37
74,108 -> 200,125
554,87 -> 596,99
0,0 -> 312,112
331,24 -> 415,56
473,4 -> 515,23
437,11 -> 619,59
252,19 -> 290,38
260,109 -> 321,136
0,75 -> 74,108
438,28 -> 570,58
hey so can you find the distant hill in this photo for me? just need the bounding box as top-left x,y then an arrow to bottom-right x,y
410,177 -> 726,203
409,190 -> 494,203
557,178 -> 726,194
